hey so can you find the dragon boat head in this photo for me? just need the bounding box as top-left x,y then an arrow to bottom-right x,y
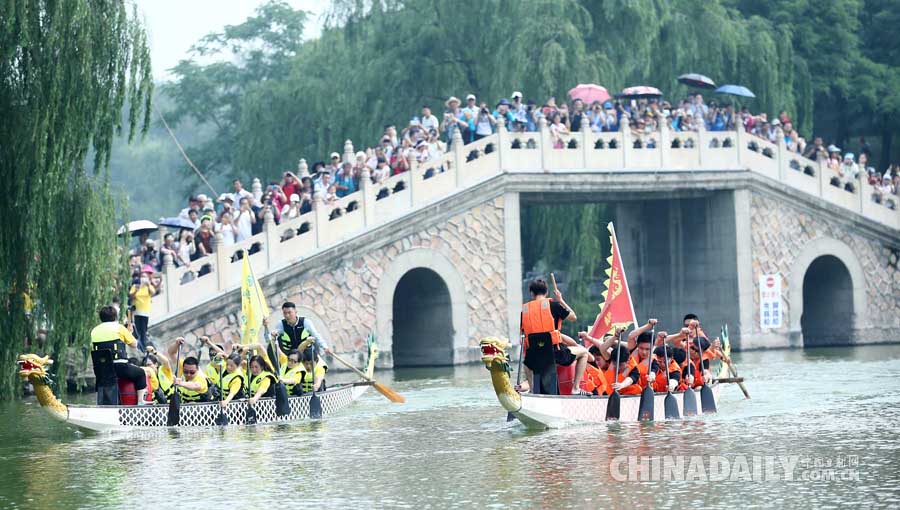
480,337 -> 513,374
18,354 -> 53,383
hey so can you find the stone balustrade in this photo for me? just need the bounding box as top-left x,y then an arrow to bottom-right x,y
151,117 -> 900,322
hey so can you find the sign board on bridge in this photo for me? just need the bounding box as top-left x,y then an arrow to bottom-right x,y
759,273 -> 782,329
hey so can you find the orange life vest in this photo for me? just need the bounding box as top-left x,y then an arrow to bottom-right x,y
580,364 -> 611,396
630,353 -> 651,388
651,358 -> 681,392
521,298 -> 562,348
603,357 -> 642,395
685,357 -> 705,388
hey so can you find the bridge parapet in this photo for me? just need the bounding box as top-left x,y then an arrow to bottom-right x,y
151,117 -> 899,323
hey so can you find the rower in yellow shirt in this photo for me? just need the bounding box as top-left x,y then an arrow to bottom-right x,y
167,337 -> 210,402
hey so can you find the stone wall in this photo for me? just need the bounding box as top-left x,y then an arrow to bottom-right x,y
158,195 -> 510,367
748,191 -> 900,345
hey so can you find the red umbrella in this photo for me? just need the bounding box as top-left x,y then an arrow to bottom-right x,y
618,86 -> 663,98
568,83 -> 611,105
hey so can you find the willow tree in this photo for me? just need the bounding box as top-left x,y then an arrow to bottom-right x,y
0,1 -> 152,398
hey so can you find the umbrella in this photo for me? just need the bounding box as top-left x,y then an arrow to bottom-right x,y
568,83 -> 611,105
117,220 -> 158,237
158,216 -> 196,230
678,73 -> 716,90
618,86 -> 663,99
715,84 -> 755,98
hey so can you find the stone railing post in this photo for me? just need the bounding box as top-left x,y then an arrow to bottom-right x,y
496,115 -> 507,171
580,115 -> 591,169
696,121 -> 706,167
453,129 -> 466,187
297,158 -> 309,179
263,207 -> 277,269
620,117 -> 630,168
858,174 -> 866,214
313,192 -> 328,247
817,159 -> 827,197
775,127 -> 786,180
539,116 -> 550,171
451,128 -> 464,181
659,113 -> 670,168
408,158 -> 417,207
734,124 -> 745,167
343,139 -> 354,165
162,253 -> 177,314
214,232 -> 227,290
360,168 -> 375,227
251,177 -> 262,199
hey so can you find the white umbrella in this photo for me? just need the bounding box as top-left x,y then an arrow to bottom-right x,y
117,220 -> 158,237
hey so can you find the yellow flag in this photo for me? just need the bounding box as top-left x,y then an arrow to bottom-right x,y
240,255 -> 269,345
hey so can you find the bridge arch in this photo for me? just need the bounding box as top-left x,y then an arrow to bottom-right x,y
376,248 -> 468,366
788,237 -> 867,347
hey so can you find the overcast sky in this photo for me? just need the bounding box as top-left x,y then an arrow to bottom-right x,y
134,0 -> 325,81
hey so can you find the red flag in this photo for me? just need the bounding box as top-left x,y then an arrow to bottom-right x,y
589,223 -> 637,338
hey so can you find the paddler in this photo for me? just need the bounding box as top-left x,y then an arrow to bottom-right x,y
247,354 -> 278,405
199,335 -> 227,399
628,331 -> 659,390
219,353 -> 247,407
648,343 -> 680,393
581,330 -> 643,395
278,349 -> 306,396
516,279 -> 591,396
579,342 -> 612,396
167,337 -> 211,402
142,346 -> 173,403
90,305 -> 149,405
626,318 -> 658,350
684,337 -> 712,389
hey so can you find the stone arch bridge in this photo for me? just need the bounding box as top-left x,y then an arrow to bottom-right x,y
148,120 -> 900,368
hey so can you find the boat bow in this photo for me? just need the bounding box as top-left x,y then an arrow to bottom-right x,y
480,337 -> 521,414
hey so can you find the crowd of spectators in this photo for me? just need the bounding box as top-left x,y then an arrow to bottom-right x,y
130,87 -> 900,286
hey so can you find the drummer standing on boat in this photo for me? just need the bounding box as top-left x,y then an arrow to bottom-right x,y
263,302 -> 331,361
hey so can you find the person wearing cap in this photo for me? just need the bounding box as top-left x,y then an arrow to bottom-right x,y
841,153 -> 860,180
328,152 -> 342,177
441,96 -> 468,148
128,265 -> 157,352
492,98 -> 515,127
420,104 -> 439,132
461,94 -> 479,143
414,139 -> 431,163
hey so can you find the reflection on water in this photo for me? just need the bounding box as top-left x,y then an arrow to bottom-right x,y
2,345 -> 900,509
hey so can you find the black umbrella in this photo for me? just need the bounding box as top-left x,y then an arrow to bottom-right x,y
158,216 -> 197,230
678,73 -> 716,90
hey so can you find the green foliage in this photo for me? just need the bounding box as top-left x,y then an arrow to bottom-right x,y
0,1 -> 152,398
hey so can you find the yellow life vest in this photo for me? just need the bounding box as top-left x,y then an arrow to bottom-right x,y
177,373 -> 209,402
279,364 -> 305,395
205,359 -> 227,387
249,371 -> 277,398
222,370 -> 246,400
300,361 -> 327,393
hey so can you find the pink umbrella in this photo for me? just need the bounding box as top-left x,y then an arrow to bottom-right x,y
618,86 -> 663,98
568,83 -> 611,105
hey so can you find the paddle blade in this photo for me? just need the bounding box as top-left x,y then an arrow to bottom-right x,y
700,385 -> 717,413
245,404 -> 257,425
166,392 -> 180,426
638,386 -> 655,421
606,392 -> 621,421
215,409 -> 230,426
683,388 -> 698,417
664,393 -> 680,419
506,411 -> 515,422
309,394 -> 323,419
274,383 -> 291,417
373,382 -> 405,403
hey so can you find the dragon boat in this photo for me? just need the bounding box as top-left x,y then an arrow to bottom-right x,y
480,337 -> 730,429
17,348 -> 377,433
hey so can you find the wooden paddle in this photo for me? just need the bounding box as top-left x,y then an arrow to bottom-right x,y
215,360 -> 229,426
308,341 -> 323,419
245,350 -> 257,425
508,333 -> 525,422
637,326 -> 655,421
681,331 -> 698,417
330,351 -> 406,403
605,331 -> 623,421
661,343 -> 680,419
712,377 -> 744,384
695,329 -> 717,413
264,326 -> 291,417
166,342 -> 182,426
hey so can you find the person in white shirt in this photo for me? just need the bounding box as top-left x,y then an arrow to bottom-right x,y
420,105 -> 440,132
216,211 -> 237,246
315,171 -> 334,196
282,194 -> 303,220
230,179 -> 253,205
234,197 -> 256,241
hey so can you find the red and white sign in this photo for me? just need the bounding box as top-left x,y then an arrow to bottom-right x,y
759,273 -> 782,329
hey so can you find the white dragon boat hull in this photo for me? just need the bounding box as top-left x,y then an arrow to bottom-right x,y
510,385 -> 723,429
51,383 -> 371,433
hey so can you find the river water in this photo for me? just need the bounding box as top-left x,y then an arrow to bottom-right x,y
2,345 -> 900,509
